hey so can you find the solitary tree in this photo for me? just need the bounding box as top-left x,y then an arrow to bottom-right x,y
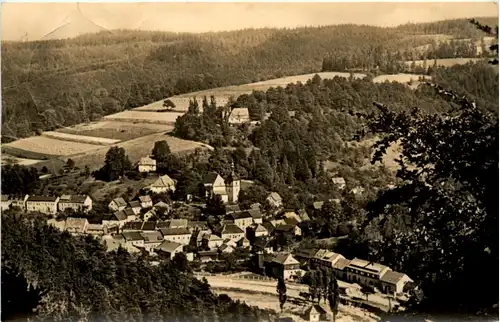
327,277 -> 340,322
277,277 -> 287,313
152,140 -> 171,162
66,158 -> 75,170
163,99 -> 176,110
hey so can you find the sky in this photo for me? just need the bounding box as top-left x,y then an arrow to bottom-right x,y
1,2 -> 498,41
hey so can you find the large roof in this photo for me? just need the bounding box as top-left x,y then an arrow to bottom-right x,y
348,258 -> 389,275
160,227 -> 191,236
111,197 -> 127,207
64,217 -> 88,230
27,195 -> 58,202
141,231 -> 164,243
112,211 -> 127,221
157,240 -> 183,253
221,224 -> 244,235
380,270 -> 411,285
271,253 -> 299,265
123,221 -> 144,231
121,231 -> 144,241
129,200 -> 141,208
203,172 -> 221,185
59,195 -> 90,203
230,211 -> 253,220
141,221 -> 157,231
151,175 -> 175,188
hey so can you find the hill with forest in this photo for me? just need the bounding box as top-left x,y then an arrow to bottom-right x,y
1,17 -> 497,142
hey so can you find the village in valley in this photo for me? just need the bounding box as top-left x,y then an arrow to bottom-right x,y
1,137 -> 414,321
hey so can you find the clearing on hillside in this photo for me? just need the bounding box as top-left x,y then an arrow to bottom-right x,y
41,131 -> 120,145
404,58 -> 484,68
3,136 -> 102,159
56,121 -> 173,141
372,73 -> 431,84
133,72 -> 367,112
103,110 -> 183,125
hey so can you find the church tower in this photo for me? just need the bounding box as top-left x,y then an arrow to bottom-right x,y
226,162 -> 240,204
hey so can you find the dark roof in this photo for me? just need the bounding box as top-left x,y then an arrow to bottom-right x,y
59,195 -> 89,203
160,227 -> 191,236
294,248 -> 319,260
221,224 -> 244,235
129,200 -> 141,208
141,231 -> 164,243
231,211 -> 253,220
253,237 -> 271,248
27,195 -> 58,202
198,250 -> 219,256
111,197 -> 127,207
157,240 -> 183,253
247,209 -> 263,219
275,224 -> 296,232
380,271 -> 408,285
138,195 -> 152,203
187,221 -> 209,230
284,217 -> 300,226
141,221 -> 157,231
123,208 -> 135,217
203,172 -> 220,184
121,231 -> 144,241
262,222 -> 275,233
156,221 -> 170,229
123,221 -> 144,231
225,204 -> 241,213
113,211 -> 127,221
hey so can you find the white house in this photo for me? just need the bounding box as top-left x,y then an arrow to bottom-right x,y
204,234 -> 224,249
160,227 -> 192,245
203,172 -> 228,203
26,196 -> 60,215
331,177 -> 346,190
228,108 -> 250,125
149,175 -> 176,193
156,241 -> 184,259
121,231 -> 145,248
58,195 -> 93,213
138,195 -> 153,208
220,224 -> 245,242
138,156 -> 157,173
128,201 -> 142,215
266,192 -> 283,209
108,197 -> 127,212
140,231 -> 164,253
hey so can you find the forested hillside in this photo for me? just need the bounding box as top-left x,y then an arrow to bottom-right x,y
2,211 -> 273,322
1,17 -> 496,141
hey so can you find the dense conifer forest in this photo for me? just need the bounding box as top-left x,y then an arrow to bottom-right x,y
1,17 -> 496,141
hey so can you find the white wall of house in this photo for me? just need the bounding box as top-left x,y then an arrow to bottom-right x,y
26,200 -> 59,215
164,234 -> 191,245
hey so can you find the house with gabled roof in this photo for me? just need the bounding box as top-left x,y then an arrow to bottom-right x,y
108,197 -> 127,212
155,240 -> 183,259
264,252 -> 302,280
228,107 -> 250,125
138,195 -> 153,208
123,208 -> 136,221
237,236 -> 251,248
149,175 -> 176,193
86,223 -> 104,236
219,243 -> 235,253
26,195 -> 60,215
128,201 -> 142,215
141,221 -> 156,231
160,227 -> 192,245
247,223 -> 269,239
252,237 -> 274,254
203,233 -> 224,249
266,192 -> 283,208
380,271 -> 413,296
122,221 -> 144,232
311,249 -> 346,271
102,210 -> 129,228
64,217 -> 88,235
219,224 -> 245,242
121,231 -> 145,247
247,208 -> 263,224
225,211 -> 253,231
138,156 -> 156,173
303,304 -> 329,322
140,231 -> 164,252
58,195 -> 93,213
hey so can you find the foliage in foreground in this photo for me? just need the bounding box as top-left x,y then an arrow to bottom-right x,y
1,211 -> 273,321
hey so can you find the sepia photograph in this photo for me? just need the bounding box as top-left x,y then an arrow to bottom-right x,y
0,2 -> 498,322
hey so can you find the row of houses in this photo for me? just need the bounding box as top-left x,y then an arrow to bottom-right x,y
1,194 -> 92,214
294,248 -> 413,297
